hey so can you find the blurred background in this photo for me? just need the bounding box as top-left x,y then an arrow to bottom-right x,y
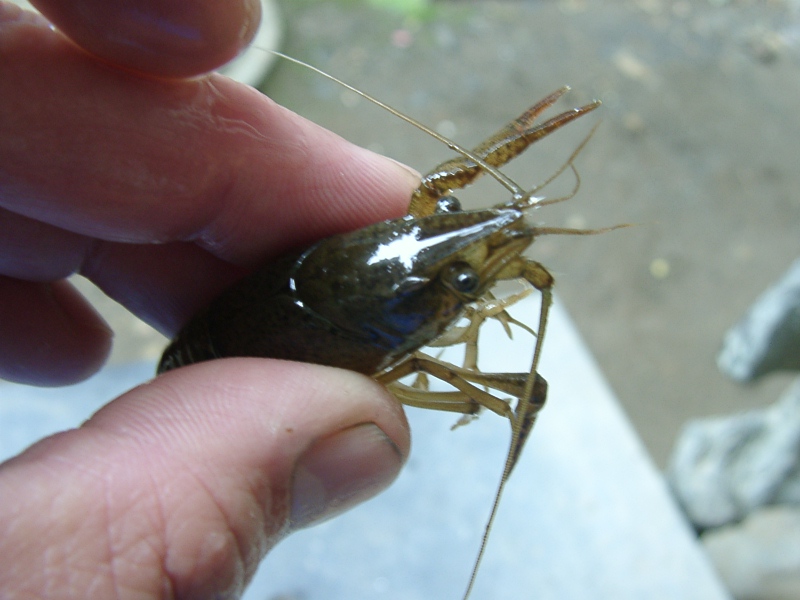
77,0 -> 800,466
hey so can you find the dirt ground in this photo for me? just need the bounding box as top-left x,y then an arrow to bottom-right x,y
79,0 -> 800,467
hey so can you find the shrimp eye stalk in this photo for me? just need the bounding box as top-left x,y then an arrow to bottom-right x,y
444,262 -> 481,296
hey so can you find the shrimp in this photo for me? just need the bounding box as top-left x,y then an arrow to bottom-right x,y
158,52 -> 625,599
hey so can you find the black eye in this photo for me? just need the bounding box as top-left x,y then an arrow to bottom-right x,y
445,262 -> 480,294
434,196 -> 462,214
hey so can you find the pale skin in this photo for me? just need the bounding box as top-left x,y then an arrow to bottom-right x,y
0,0 -> 416,597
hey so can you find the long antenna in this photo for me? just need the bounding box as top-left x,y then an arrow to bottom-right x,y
260,49 -> 527,198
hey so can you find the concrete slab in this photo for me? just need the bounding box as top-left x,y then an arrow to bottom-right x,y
0,298 -> 729,599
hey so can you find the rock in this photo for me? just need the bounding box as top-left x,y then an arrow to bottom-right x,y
702,505 -> 800,600
667,379 -> 800,529
718,257 -> 800,382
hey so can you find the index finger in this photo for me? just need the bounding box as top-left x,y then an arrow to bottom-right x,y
0,10 -> 418,266
30,0 -> 261,78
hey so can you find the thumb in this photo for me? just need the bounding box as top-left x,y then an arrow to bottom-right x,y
0,359 -> 409,599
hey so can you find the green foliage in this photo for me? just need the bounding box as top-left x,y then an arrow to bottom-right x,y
366,0 -> 432,18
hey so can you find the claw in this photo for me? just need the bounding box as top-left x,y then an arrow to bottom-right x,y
409,92 -> 601,217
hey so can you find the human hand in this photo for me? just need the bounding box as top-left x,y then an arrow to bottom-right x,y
0,0 -> 416,597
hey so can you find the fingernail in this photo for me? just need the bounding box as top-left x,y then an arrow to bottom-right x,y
290,423 -> 403,529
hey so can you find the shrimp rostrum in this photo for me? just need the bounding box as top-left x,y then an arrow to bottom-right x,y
158,71 -> 623,599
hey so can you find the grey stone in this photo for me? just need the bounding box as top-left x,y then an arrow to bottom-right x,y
718,257 -> 800,382
702,505 -> 800,600
668,379 -> 800,529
